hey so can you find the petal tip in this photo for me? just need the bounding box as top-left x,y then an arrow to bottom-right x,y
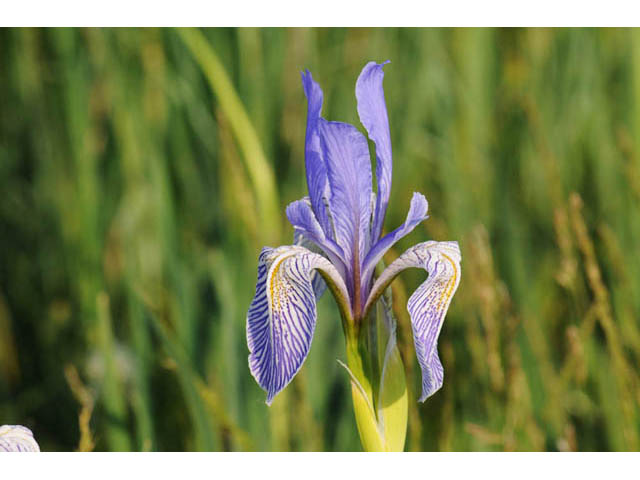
360,59 -> 391,78
300,68 -> 312,79
301,69 -> 319,93
418,381 -> 443,403
407,192 -> 429,221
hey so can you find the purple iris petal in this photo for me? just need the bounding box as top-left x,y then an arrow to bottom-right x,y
301,70 -> 332,238
293,229 -> 327,299
247,246 -> 349,404
356,61 -> 393,244
287,197 -> 348,278
366,241 -> 461,401
361,192 -> 428,295
317,119 -> 373,299
409,243 -> 460,400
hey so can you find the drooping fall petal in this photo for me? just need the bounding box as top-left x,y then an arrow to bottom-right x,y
247,245 -> 350,404
365,241 -> 461,401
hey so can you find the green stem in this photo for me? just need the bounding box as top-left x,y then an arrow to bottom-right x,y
345,329 -> 385,452
344,304 -> 408,452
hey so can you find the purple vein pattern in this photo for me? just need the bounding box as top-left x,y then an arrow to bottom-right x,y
406,242 -> 461,400
366,241 -> 461,400
247,246 -> 347,405
0,425 -> 40,452
247,61 -> 461,404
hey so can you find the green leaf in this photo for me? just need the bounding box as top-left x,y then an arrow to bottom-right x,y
375,295 -> 408,452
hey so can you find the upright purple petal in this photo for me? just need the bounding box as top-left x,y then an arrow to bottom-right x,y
247,245 -> 350,405
0,425 -> 40,452
301,70 -> 332,237
361,192 -> 428,296
317,119 -> 373,295
356,61 -> 393,244
365,241 -> 461,401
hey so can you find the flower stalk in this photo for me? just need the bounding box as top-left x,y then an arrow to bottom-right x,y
343,289 -> 408,451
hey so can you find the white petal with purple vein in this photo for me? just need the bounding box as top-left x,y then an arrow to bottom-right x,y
365,241 -> 461,401
247,245 -> 350,404
0,425 -> 40,452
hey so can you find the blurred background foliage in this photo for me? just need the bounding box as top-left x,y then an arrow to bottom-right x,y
1,27 -> 640,451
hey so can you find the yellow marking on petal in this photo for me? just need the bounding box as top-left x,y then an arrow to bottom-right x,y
270,257 -> 285,312
269,252 -> 296,313
435,252 -> 459,315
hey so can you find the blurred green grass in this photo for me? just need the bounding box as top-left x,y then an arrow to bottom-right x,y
1,27 -> 640,451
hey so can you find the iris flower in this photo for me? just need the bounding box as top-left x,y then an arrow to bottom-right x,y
0,425 -> 40,452
246,61 -> 461,450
